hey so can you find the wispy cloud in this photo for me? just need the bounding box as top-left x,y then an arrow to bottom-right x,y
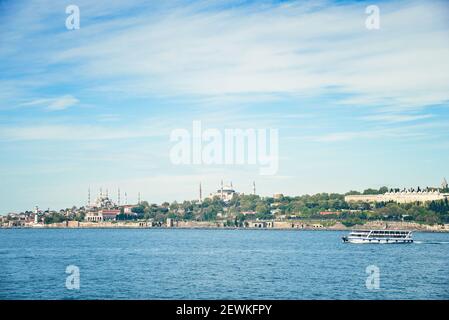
96,114 -> 121,122
307,121 -> 448,142
0,123 -> 167,141
2,0 -> 449,110
21,95 -> 79,111
360,113 -> 434,123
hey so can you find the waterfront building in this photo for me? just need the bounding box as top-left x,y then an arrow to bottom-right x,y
345,189 -> 448,204
85,212 -> 101,222
166,217 -> 174,227
246,220 -> 274,228
85,209 -> 120,222
123,205 -> 138,215
101,209 -> 120,221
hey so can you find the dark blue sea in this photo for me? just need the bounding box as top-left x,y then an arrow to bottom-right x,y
0,229 -> 448,299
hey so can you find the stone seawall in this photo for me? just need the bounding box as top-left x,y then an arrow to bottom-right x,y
272,220 -> 449,232
6,220 -> 448,232
32,221 -> 149,228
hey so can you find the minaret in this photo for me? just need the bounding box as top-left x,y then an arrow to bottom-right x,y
253,181 -> 256,195
221,180 -> 224,200
442,178 -> 448,190
138,192 -> 141,205
125,192 -> 128,205
100,187 -> 103,197
88,187 -> 91,206
199,182 -> 202,203
118,188 -> 121,206
106,189 -> 109,198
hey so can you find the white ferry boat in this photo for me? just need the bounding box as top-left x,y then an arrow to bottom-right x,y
342,230 -> 413,244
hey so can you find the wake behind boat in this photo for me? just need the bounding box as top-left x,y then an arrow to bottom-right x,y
342,230 -> 413,244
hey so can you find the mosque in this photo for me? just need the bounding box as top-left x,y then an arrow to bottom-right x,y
87,188 -> 115,210
84,188 -> 130,222
205,181 -> 256,202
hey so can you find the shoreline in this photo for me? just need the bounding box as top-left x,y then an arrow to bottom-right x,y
2,220 -> 449,232
1,227 -> 448,233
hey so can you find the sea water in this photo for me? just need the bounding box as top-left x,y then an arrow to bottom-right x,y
0,229 -> 448,299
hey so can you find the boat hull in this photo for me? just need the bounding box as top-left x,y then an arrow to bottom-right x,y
342,236 -> 413,244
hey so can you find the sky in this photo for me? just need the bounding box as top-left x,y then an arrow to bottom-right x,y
0,0 -> 449,213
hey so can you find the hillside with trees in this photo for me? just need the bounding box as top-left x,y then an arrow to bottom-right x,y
115,186 -> 449,226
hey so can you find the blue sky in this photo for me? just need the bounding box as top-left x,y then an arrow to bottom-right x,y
1,0 -> 449,213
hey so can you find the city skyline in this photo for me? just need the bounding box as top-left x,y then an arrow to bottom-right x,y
1,0 -> 449,213
3,177 -> 449,214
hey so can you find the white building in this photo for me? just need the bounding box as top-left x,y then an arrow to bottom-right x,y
345,189 -> 448,204
208,181 -> 237,202
88,191 -> 115,210
85,209 -> 120,222
442,178 -> 448,189
123,205 -> 138,215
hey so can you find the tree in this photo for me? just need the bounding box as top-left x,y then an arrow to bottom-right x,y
131,206 -> 145,214
363,188 -> 380,195
342,218 -> 364,227
183,211 -> 194,220
202,208 -> 217,221
255,203 -> 270,215
378,186 -> 389,194
116,213 -> 137,221
345,190 -> 361,195
44,212 -> 66,224
140,201 -> 150,208
170,201 -> 179,211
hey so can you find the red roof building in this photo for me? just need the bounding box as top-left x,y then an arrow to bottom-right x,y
319,211 -> 340,216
